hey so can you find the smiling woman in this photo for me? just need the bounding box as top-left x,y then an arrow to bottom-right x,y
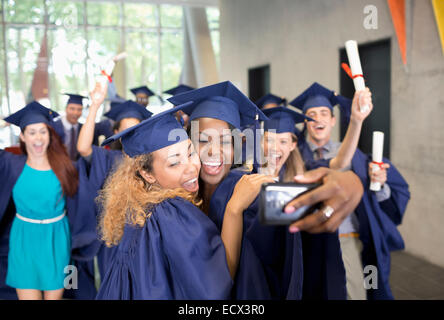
95,104 -> 245,299
1,101 -> 78,300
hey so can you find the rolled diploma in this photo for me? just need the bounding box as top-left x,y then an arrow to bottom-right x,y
370,131 -> 384,191
345,40 -> 369,113
93,52 -> 127,100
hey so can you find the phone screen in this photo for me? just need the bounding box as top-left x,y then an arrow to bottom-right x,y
259,183 -> 320,225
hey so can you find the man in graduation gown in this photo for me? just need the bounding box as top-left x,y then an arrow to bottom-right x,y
290,82 -> 410,300
52,93 -> 113,160
130,85 -> 155,108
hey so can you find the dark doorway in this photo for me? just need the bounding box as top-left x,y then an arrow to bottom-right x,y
248,65 -> 270,102
339,39 -> 391,158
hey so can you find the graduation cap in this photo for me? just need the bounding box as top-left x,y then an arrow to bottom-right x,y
289,82 -> 352,129
163,84 -> 195,96
130,86 -> 155,97
4,101 -> 59,131
167,81 -> 268,129
106,94 -> 126,109
289,82 -> 351,114
104,100 -> 153,123
262,107 -> 314,134
63,93 -> 88,106
102,101 -> 194,157
255,93 -> 287,109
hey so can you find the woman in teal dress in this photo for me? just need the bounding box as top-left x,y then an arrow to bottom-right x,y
1,101 -> 78,300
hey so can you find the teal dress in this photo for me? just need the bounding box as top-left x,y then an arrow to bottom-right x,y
6,164 -> 71,291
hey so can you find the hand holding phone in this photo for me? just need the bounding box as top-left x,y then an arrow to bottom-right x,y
259,182 -> 321,225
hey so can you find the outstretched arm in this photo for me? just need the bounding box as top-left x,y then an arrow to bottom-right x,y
77,82 -> 108,157
329,87 -> 373,170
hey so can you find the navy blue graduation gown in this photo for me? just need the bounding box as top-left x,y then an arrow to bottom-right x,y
96,197 -> 233,300
0,150 -> 26,299
52,119 -> 113,147
0,150 -> 95,299
276,161 -> 343,300
299,231 -> 346,300
299,144 -> 410,299
351,149 -> 410,300
258,145 -> 345,300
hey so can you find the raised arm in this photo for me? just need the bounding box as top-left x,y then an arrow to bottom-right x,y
329,87 -> 373,170
77,82 -> 108,157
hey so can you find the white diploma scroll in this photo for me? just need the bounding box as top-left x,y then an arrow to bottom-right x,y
370,131 -> 384,191
94,52 -> 127,100
345,40 -> 369,113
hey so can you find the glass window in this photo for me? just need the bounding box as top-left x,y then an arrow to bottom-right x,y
0,25 -> 11,149
124,2 -> 157,28
0,1 -> 220,139
206,7 -> 220,30
47,0 -> 84,27
125,31 -> 159,99
161,5 -> 183,28
6,27 -> 45,112
4,0 -> 44,24
161,29 -> 183,92
87,1 -> 121,27
206,7 -> 220,68
47,28 -> 88,111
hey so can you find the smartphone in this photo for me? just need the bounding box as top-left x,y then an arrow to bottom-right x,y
259,182 -> 321,225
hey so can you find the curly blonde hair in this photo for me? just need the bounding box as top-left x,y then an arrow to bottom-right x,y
97,153 -> 202,247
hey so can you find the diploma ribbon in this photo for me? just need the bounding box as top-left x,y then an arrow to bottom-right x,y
101,70 -> 113,83
341,63 -> 363,80
371,161 -> 385,169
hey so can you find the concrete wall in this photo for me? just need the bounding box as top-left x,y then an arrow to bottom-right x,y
219,0 -> 444,267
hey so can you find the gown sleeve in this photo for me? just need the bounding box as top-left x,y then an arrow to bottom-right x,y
92,120 -> 114,145
378,157 -> 410,225
0,151 -> 26,222
351,150 -> 411,299
68,146 -> 122,260
0,151 -> 25,299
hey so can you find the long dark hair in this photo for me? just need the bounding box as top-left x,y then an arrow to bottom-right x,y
20,124 -> 79,197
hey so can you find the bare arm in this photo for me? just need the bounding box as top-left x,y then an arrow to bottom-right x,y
77,82 -> 108,157
221,174 -> 275,279
329,88 -> 373,170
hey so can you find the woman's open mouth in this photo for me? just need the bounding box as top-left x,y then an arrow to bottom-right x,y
182,177 -> 199,192
33,142 -> 44,154
201,160 -> 224,176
